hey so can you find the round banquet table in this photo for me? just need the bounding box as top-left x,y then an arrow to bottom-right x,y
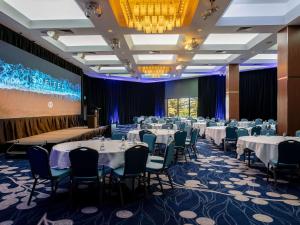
192,122 -> 207,136
50,140 -> 147,169
205,126 -> 252,145
148,123 -> 177,130
127,129 -> 176,144
236,136 -> 300,166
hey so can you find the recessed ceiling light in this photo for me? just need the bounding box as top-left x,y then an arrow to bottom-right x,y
108,29 -> 113,33
197,28 -> 203,32
203,33 -> 259,45
85,55 -> 119,61
129,34 -> 180,45
193,54 -> 232,60
250,54 -> 277,60
58,35 -> 108,47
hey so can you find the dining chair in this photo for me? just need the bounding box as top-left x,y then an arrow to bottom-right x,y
69,147 -> 108,203
255,118 -> 263,125
139,129 -> 153,142
174,130 -> 188,162
111,132 -> 126,140
207,121 -> 217,127
185,128 -> 199,158
295,130 -> 300,137
241,118 -> 248,121
143,133 -> 157,155
110,145 -> 149,205
267,140 -> 300,184
162,124 -> 173,129
236,128 -> 249,137
146,141 -> 176,193
224,126 -> 238,151
261,129 -> 276,136
251,126 -> 262,136
27,146 -> 70,205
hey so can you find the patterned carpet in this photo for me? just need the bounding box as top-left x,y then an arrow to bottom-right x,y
0,139 -> 300,225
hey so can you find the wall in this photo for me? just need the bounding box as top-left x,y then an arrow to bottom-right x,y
165,78 -> 198,99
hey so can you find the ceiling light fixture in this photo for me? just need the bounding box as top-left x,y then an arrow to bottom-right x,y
184,38 -> 202,51
84,1 -> 103,18
201,0 -> 219,20
138,65 -> 171,78
47,30 -> 59,40
77,52 -> 86,59
176,65 -> 183,70
109,0 -> 199,34
110,38 -> 121,49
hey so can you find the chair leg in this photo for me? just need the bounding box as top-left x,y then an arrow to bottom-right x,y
131,177 -> 135,192
28,178 -> 37,205
147,172 -> 151,187
192,145 -> 198,159
224,141 -> 226,152
166,170 -> 174,189
186,147 -> 191,160
118,181 -> 124,206
267,163 -> 270,182
247,151 -> 251,167
156,174 -> 164,193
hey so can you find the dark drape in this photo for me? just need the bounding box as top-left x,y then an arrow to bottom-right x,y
198,75 -> 226,119
240,68 -> 277,120
84,76 -> 165,125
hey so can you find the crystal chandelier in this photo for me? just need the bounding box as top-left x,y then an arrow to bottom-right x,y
110,0 -> 199,34
138,65 -> 172,78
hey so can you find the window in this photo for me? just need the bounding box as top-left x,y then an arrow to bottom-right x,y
167,99 -> 178,117
167,97 -> 198,117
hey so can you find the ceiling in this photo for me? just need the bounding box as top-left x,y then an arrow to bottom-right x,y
0,0 -> 299,83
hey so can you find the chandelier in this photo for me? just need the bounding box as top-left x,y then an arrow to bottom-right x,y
138,65 -> 172,77
110,0 -> 199,34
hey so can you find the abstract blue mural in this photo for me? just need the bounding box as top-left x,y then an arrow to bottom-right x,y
0,59 -> 81,101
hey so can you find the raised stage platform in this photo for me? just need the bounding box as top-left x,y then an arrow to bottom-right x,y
5,126 -> 109,156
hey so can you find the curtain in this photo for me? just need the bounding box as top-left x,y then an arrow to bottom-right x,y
240,68 -> 277,120
84,76 -> 165,125
198,75 -> 226,119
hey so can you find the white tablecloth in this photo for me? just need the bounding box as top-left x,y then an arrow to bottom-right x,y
206,126 -> 252,145
127,129 -> 176,144
192,122 -> 207,136
149,123 -> 177,130
50,140 -> 147,169
236,136 -> 300,166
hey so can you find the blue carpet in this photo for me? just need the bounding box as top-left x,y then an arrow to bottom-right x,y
0,140 -> 300,225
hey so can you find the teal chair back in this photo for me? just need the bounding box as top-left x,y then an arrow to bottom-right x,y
163,141 -> 176,168
179,122 -> 186,131
261,129 -> 276,136
111,132 -> 125,140
241,118 -> 248,121
124,145 -> 149,176
27,146 -> 52,179
208,121 -> 217,127
225,126 -> 238,140
251,126 -> 262,135
174,131 -> 187,147
236,128 -> 249,137
277,140 -> 300,165
190,128 -> 199,145
255,118 -> 263,125
295,130 -> 300,137
143,134 -> 156,154
139,130 -> 153,142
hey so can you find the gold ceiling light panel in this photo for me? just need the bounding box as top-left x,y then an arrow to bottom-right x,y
109,0 -> 199,34
138,65 -> 172,77
184,37 -> 202,51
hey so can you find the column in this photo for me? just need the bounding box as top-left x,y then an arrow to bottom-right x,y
226,64 -> 240,121
277,26 -> 300,135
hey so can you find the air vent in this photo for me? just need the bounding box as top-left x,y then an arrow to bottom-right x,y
149,50 -> 160,54
40,29 -> 74,34
236,27 -> 253,32
216,50 -> 226,53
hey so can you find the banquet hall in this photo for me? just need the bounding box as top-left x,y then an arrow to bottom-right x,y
1,0 -> 300,225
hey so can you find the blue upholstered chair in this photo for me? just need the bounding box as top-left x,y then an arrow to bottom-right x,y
141,123 -> 152,129
69,147 -> 108,203
174,130 -> 188,162
111,132 -> 126,140
295,130 -> 300,137
27,146 -> 70,205
261,129 -> 276,136
241,118 -> 248,121
139,129 -> 154,142
267,140 -> 300,184
185,128 -> 199,158
236,128 -> 249,137
251,126 -> 262,136
143,133 -> 157,155
255,118 -> 263,125
224,126 -> 238,151
111,145 -> 149,205
146,141 -> 176,193
207,121 -> 217,127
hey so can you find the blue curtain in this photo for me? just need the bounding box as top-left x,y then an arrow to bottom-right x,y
84,77 -> 165,125
198,75 -> 226,120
